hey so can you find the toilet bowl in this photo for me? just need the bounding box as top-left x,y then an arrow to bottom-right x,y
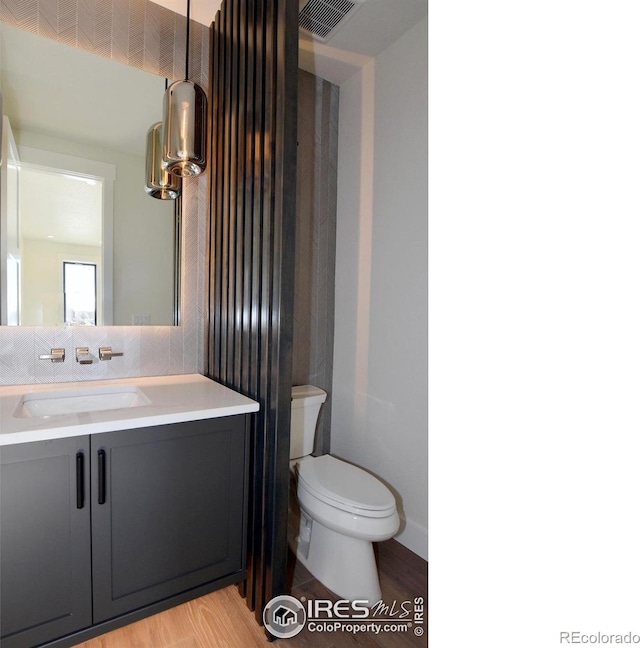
289,455 -> 399,603
288,386 -> 399,604
297,455 -> 399,540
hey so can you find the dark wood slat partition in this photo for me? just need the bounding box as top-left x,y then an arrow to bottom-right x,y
207,0 -> 298,628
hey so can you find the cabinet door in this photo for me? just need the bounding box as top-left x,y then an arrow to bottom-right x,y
0,436 -> 92,648
91,416 -> 248,622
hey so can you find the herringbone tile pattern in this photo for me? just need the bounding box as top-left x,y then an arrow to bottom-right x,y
1,0 -> 209,86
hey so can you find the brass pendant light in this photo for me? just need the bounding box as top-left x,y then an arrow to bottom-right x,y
162,0 -> 207,177
145,121 -> 182,199
145,79 -> 181,200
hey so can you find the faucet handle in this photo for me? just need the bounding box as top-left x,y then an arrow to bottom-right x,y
99,346 -> 124,361
39,348 -> 65,362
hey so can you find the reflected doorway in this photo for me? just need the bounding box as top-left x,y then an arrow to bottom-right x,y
20,163 -> 106,326
1,136 -> 115,326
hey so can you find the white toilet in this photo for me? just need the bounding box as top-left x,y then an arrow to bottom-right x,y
288,385 -> 399,604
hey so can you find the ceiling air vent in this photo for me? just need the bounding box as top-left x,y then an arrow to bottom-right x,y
299,0 -> 367,42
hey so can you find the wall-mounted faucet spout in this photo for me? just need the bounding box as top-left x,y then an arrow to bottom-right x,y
75,347 -> 96,365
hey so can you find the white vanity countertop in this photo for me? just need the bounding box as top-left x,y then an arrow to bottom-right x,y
0,374 -> 259,446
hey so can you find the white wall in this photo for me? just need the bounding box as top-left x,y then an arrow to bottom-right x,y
332,18 -> 427,559
15,129 -> 175,326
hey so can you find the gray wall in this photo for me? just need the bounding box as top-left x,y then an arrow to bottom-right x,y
293,70 -> 339,456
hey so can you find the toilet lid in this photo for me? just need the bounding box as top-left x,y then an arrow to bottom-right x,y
297,455 -> 396,513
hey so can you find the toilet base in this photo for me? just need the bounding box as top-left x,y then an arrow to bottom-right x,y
288,502 -> 383,605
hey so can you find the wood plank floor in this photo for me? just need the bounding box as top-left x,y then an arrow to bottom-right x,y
73,540 -> 427,648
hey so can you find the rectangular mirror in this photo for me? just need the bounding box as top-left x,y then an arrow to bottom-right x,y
0,24 -> 179,326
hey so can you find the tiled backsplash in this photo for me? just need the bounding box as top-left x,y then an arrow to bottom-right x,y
0,325 -> 179,384
0,0 -> 208,386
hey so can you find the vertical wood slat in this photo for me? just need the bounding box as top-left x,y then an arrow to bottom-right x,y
212,7 -> 224,383
207,0 -> 298,628
247,0 -> 265,612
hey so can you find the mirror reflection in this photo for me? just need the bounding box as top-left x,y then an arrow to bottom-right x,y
0,24 -> 178,326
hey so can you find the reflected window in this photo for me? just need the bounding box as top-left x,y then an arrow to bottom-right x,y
63,261 -> 97,326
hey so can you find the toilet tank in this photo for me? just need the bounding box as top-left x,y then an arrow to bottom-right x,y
290,385 -> 327,460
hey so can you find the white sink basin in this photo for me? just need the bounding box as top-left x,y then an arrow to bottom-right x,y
17,385 -> 152,418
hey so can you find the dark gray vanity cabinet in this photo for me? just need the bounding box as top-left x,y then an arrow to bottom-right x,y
0,415 -> 249,648
91,416 -> 248,622
0,436 -> 92,648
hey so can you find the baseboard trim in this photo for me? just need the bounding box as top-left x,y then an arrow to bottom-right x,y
395,517 -> 428,561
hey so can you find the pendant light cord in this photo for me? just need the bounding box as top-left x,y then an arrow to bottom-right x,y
185,0 -> 191,81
